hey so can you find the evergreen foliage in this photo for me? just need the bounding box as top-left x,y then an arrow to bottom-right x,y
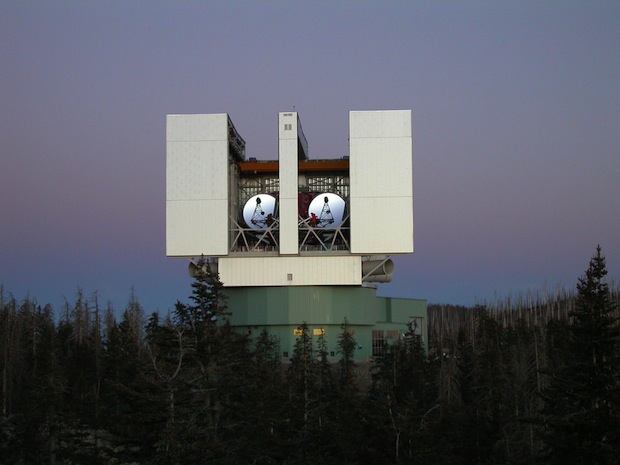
337,317 -> 357,391
0,246 -> 619,464
363,320 -> 433,464
539,246 -> 620,465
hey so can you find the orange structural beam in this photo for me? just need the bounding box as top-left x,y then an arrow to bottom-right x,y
238,160 -> 278,173
300,159 -> 349,172
239,158 -> 349,174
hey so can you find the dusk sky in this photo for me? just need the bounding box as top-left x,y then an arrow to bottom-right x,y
2,1 -> 619,315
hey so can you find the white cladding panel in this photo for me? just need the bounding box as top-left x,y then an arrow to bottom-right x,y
279,112 -> 299,255
349,137 -> 412,198
167,140 -> 228,200
218,256 -> 362,287
279,196 -> 299,254
349,110 -> 413,254
166,114 -> 230,257
349,110 -> 411,138
166,200 -> 228,256
167,113 -> 229,141
350,197 -> 413,253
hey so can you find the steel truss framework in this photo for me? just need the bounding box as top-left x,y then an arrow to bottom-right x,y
300,174 -> 350,252
229,173 -> 351,254
305,175 -> 349,199
298,214 -> 350,252
229,215 -> 279,253
230,175 -> 280,253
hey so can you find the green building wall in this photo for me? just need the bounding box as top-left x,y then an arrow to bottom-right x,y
226,285 -> 427,361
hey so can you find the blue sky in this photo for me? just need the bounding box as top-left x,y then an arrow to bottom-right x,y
1,1 -> 619,315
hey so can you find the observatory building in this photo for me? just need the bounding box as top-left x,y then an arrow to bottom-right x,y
166,110 -> 426,360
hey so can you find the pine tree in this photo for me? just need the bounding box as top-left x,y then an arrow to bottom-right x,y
143,311 -> 191,464
175,256 -> 229,338
540,246 -> 620,464
336,317 -> 357,392
364,321 -> 432,464
331,319 -> 364,463
100,298 -> 149,463
288,322 -> 316,427
16,301 -> 65,465
143,258 -> 256,464
286,322 -> 319,462
241,330 -> 287,463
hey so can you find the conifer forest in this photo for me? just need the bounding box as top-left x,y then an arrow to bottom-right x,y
1,247 -> 619,465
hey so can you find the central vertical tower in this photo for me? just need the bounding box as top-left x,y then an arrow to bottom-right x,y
279,112 -> 304,255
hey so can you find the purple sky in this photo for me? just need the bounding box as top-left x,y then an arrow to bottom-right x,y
2,1 -> 619,315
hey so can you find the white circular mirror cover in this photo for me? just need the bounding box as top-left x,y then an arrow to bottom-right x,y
307,193 -> 346,229
242,194 -> 277,230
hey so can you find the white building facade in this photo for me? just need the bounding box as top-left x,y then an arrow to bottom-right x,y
166,110 -> 413,287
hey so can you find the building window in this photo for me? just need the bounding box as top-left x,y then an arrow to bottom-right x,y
409,317 -> 424,338
284,123 -> 292,130
372,330 -> 385,357
386,330 -> 400,341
